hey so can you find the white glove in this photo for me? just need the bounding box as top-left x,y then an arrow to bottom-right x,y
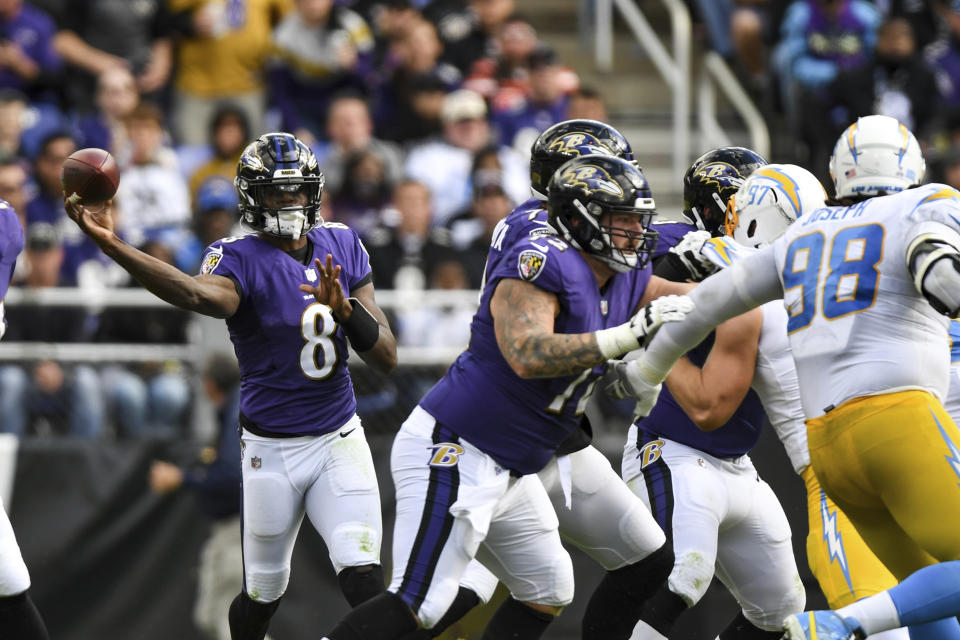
669,230 -> 717,282
607,358 -> 662,418
595,294 -> 695,359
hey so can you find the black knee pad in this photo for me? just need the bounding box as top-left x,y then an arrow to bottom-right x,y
338,564 -> 386,607
638,585 -> 688,637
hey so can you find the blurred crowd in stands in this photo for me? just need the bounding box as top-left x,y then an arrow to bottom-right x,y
6,0 -> 960,440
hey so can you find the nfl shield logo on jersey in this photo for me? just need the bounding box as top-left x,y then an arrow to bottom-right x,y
251,456 -> 261,469
305,268 -> 317,282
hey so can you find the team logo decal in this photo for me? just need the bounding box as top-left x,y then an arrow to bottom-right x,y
305,268 -> 317,282
429,443 -> 464,467
547,132 -> 605,156
251,456 -> 262,469
518,249 -> 547,281
200,248 -> 223,275
638,439 -> 665,469
559,165 -> 624,197
696,162 -> 744,190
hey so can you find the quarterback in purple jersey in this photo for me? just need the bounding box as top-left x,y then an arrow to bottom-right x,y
319,142 -> 694,639
65,133 -> 397,640
0,199 -> 49,639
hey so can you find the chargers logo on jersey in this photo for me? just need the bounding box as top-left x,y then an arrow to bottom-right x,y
429,443 -> 464,467
931,409 -> 960,487
820,490 -> 853,594
559,165 -> 624,197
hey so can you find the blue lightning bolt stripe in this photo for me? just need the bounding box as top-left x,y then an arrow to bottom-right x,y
820,489 -> 853,595
846,123 -> 858,164
931,409 -> 960,487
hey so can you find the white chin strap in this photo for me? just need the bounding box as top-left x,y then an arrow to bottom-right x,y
266,209 -> 308,240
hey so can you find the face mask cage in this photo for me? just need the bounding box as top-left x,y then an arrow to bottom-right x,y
572,199 -> 658,271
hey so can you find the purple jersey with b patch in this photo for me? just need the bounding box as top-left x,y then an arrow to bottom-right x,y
420,200 -> 652,474
199,223 -> 372,436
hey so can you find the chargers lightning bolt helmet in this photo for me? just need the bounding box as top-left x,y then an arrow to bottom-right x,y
682,146 -> 767,236
725,164 -> 827,248
530,119 -> 636,200
235,132 -> 325,240
829,114 -> 925,200
547,155 -> 658,272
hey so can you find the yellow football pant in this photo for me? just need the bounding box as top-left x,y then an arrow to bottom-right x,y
802,465 -> 897,607
807,390 -> 960,581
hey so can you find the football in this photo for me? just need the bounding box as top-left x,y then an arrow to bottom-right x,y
61,148 -> 120,204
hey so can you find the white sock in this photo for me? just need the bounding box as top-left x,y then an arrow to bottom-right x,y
629,619 -> 669,640
839,592 -> 902,635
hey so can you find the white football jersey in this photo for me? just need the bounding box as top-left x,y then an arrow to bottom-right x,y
770,184 -> 959,418
702,238 -> 809,474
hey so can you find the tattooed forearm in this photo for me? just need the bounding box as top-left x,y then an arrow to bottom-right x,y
492,279 -> 606,378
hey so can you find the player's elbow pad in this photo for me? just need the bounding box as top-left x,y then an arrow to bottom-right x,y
908,236 -> 960,317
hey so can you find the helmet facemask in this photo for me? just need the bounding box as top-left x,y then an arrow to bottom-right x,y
564,198 -> 658,272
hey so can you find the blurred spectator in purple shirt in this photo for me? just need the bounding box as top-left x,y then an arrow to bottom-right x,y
73,66 -> 141,156
0,0 -> 61,102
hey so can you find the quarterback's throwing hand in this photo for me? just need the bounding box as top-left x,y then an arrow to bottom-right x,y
607,358 -> 662,418
630,294 -> 695,347
668,230 -> 717,281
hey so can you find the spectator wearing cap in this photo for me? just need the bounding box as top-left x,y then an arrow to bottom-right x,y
320,93 -> 403,194
0,221 -> 104,438
373,17 -> 461,145
404,88 -> 527,224
268,0 -> 376,142
490,44 -> 575,153
0,0 -> 61,103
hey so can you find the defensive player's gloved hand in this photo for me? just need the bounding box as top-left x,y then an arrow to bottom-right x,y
668,230 -> 717,282
606,359 -> 662,418
595,294 -> 695,359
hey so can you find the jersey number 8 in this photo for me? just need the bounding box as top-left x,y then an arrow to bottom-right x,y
300,303 -> 340,379
782,223 -> 884,333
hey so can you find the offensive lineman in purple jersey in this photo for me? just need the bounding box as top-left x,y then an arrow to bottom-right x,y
0,200 -> 49,639
319,151 -> 694,640
396,120 -> 695,640
64,133 -> 397,640
616,149 -> 809,640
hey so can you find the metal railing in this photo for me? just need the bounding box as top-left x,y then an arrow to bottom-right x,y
697,52 -> 770,159
594,0 -> 690,184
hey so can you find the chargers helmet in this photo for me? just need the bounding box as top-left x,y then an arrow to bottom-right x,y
547,155 -> 658,272
530,119 -> 635,200
725,164 -> 826,248
235,132 -> 325,240
829,114 -> 925,200
682,146 -> 767,236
